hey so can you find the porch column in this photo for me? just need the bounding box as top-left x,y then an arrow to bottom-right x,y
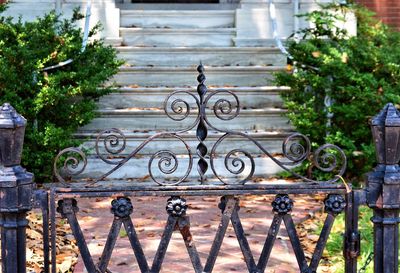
234,0 -> 355,47
61,0 -> 120,43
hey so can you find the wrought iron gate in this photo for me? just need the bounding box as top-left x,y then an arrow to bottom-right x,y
0,64 -> 399,273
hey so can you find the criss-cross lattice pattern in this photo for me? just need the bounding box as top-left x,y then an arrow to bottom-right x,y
56,194 -> 346,273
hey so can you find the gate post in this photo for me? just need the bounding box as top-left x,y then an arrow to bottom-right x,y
366,103 -> 400,273
0,103 -> 34,273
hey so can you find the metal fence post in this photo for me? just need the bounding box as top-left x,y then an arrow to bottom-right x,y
0,103 -> 34,273
366,103 -> 400,273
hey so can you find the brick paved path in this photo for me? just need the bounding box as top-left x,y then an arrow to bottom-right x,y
70,194 -> 323,273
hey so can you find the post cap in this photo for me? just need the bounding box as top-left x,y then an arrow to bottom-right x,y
371,103 -> 400,127
0,103 -> 26,129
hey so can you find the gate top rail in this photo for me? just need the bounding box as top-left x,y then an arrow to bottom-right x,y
53,64 -> 347,188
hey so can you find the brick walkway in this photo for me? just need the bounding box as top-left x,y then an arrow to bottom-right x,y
70,194 -> 323,273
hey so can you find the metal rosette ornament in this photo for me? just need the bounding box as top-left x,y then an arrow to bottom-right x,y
272,194 -> 294,215
111,197 -> 133,219
53,147 -> 87,186
324,194 -> 346,215
166,196 -> 188,217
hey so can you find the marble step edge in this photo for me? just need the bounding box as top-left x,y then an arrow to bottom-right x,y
120,27 -> 236,34
111,85 -> 290,93
120,10 -> 236,16
117,65 -> 286,72
94,107 -> 287,116
74,129 -> 293,139
115,46 -> 284,53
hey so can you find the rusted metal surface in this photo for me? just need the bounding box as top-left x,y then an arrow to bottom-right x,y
1,67 -> 399,273
53,64 -> 346,187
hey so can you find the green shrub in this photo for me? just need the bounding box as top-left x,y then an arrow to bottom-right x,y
275,4 -> 400,181
0,4 -> 123,181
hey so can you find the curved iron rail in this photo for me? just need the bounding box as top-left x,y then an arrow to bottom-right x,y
54,64 -> 346,187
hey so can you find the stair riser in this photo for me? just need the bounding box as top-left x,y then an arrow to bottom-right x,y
97,91 -> 283,109
120,11 -> 235,28
78,157 -> 287,180
79,114 -> 292,131
81,136 -> 286,155
120,29 -> 235,47
112,69 -> 277,87
117,49 -> 286,66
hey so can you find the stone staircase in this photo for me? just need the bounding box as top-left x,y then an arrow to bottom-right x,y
76,7 -> 293,182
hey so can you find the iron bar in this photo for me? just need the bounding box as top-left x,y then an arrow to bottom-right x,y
231,208 -> 258,272
150,215 -> 178,273
309,213 -> 335,271
58,199 -> 98,272
33,190 -> 50,273
98,218 -> 123,272
203,196 -> 236,273
122,217 -> 150,273
283,214 -> 309,272
176,216 -> 203,273
50,189 -> 57,273
257,215 -> 282,272
344,190 -> 363,273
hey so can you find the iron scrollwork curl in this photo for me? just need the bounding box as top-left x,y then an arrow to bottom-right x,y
95,128 -> 127,165
53,63 -> 347,186
147,134 -> 193,186
163,90 -> 200,132
281,133 -> 311,165
53,147 -> 87,186
205,90 -> 240,121
210,133 -> 256,185
313,143 -> 347,178
210,131 -> 346,185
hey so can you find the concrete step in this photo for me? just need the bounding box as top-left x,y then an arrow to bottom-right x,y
78,108 -> 292,131
120,28 -> 235,47
77,130 -> 292,156
116,46 -> 286,66
112,66 -> 285,87
98,86 -> 288,109
120,10 -> 235,29
78,155 -> 288,181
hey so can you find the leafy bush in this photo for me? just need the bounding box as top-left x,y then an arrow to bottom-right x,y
275,4 -> 400,181
0,4 -> 123,181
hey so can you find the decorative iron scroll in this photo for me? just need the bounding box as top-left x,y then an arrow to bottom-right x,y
54,64 -> 346,186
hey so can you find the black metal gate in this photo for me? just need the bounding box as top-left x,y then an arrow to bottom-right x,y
0,65 -> 399,273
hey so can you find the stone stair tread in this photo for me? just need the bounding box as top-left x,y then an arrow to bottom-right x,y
114,86 -> 290,92
95,107 -> 287,115
116,46 -> 286,66
118,65 -> 285,71
75,129 -> 294,138
115,46 -> 281,51
120,27 -> 236,32
121,10 -> 235,15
